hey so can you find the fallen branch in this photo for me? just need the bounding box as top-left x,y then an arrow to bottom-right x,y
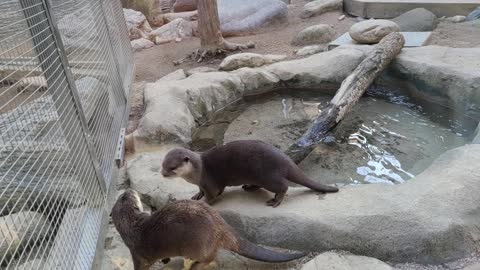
286,32 -> 405,163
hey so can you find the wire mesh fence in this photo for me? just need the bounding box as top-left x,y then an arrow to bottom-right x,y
0,0 -> 133,268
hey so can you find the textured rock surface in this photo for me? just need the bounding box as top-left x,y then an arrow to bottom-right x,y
301,0 -> 343,19
186,66 -> 218,76
474,124 -> 480,144
173,0 -> 196,12
219,53 -> 287,71
0,211 -> 50,259
131,38 -> 154,52
301,252 -> 393,270
466,6 -> 480,21
294,45 -> 324,56
446,15 -> 466,23
392,8 -> 437,31
123,8 -> 152,40
137,46 -> 368,144
155,69 -> 186,82
291,24 -> 335,46
388,46 -> 480,117
127,144 -> 480,264
151,18 -> 194,41
349,20 -> 400,44
219,0 -> 288,36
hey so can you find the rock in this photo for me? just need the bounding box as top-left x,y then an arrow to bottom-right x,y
466,6 -> 480,21
291,24 -> 335,46
156,69 -> 187,82
191,123 -> 229,150
16,76 -> 47,93
446,15 -> 466,23
294,45 -> 324,56
473,124 -> 480,144
301,252 -> 393,270
0,211 -> 50,260
158,11 -> 198,24
392,8 -> 437,31
128,144 -> 480,264
173,0 -> 197,12
153,36 -> 172,45
464,263 -> 480,270
186,66 -> 218,76
151,18 -> 194,41
219,0 -> 288,36
338,14 -> 346,21
388,46 -> 480,118
131,38 -> 154,52
123,8 -> 152,40
219,53 -> 287,71
137,46 -> 369,144
349,20 -> 400,44
301,0 -> 343,19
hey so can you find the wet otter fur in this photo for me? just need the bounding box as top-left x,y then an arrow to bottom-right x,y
111,189 -> 306,270
162,140 -> 339,207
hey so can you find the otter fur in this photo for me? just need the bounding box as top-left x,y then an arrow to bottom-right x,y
111,189 -> 306,270
162,140 -> 339,207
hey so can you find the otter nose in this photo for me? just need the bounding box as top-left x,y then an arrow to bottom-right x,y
161,169 -> 169,177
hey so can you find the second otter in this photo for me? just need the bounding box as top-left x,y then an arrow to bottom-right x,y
162,140 -> 338,207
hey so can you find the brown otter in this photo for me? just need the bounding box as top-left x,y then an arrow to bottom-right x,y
161,140 -> 338,207
111,189 -> 306,270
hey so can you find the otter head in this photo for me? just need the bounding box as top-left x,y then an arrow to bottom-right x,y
161,148 -> 199,183
115,189 -> 143,212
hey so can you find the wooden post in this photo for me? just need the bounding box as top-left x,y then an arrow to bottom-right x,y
286,32 -> 405,163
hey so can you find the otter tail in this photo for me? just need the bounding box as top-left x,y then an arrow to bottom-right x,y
287,165 -> 339,193
233,237 -> 306,263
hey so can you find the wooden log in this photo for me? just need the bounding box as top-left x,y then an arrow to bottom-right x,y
286,32 -> 405,163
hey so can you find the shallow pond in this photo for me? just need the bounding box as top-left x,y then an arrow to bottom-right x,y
192,86 -> 478,186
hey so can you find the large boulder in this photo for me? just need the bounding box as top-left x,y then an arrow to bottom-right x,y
127,144 -> 480,264
291,24 -> 335,46
136,46 -> 369,144
219,0 -> 288,36
466,6 -> 480,21
130,38 -> 154,52
392,8 -> 437,31
349,20 -> 400,44
151,18 -> 194,41
388,46 -> 480,118
123,8 -> 152,40
301,252 -> 393,270
301,0 -> 343,19
219,53 -> 287,71
0,211 -> 51,260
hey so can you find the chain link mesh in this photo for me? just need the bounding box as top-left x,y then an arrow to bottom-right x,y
0,0 -> 132,268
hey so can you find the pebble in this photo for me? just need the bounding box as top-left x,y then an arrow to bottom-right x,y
338,15 -> 346,21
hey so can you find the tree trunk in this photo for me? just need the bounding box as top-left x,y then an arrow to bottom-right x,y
197,0 -> 224,50
194,0 -> 253,61
286,32 -> 405,163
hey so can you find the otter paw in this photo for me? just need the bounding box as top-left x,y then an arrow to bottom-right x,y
266,198 -> 281,208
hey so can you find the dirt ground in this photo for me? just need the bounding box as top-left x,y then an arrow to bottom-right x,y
133,0 -> 480,83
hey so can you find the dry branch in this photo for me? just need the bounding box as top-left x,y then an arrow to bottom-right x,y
286,32 -> 405,163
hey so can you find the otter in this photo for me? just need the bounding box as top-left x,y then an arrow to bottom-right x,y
161,140 -> 338,207
111,189 -> 306,270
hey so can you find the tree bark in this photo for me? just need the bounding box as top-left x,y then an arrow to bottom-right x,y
286,32 -> 405,163
195,0 -> 254,61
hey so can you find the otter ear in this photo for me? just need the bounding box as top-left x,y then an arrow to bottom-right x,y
183,156 -> 190,162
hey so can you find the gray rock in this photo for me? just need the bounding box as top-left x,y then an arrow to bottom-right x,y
291,24 -> 335,46
294,45 -> 325,56
388,46 -> 480,117
155,69 -> 187,82
123,8 -> 152,40
137,46 -> 369,144
301,251 -> 393,270
219,53 -> 287,71
127,144 -> 480,264
464,263 -> 480,270
301,0 -> 343,19
392,8 -> 437,31
186,66 -> 218,76
446,15 -> 466,23
0,211 -> 51,260
466,6 -> 480,21
151,18 -> 194,41
219,0 -> 288,36
474,124 -> 480,144
192,123 -> 229,150
131,38 -> 154,52
349,20 -> 400,44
